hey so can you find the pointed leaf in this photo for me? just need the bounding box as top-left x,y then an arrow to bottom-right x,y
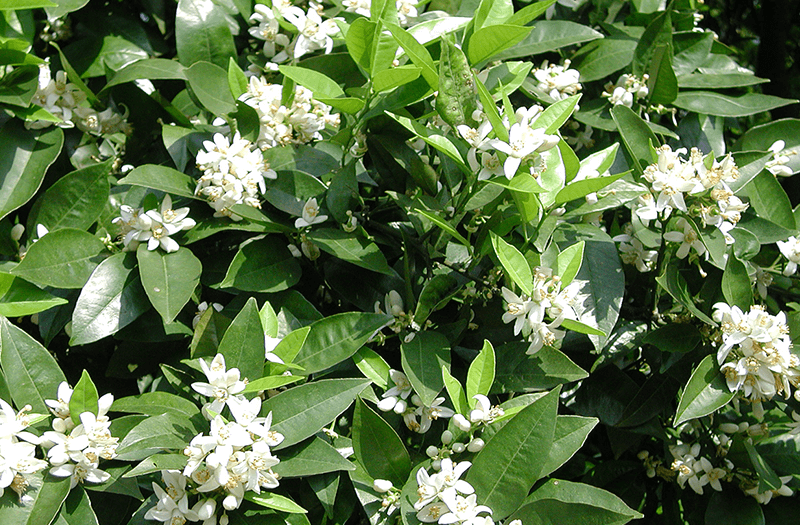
401,331 -> 450,406
137,246 -> 202,323
11,229 -> 107,289
675,354 -> 735,425
491,232 -> 532,296
352,398 -> 411,486
69,370 -> 99,425
467,340 -> 495,402
217,297 -> 265,383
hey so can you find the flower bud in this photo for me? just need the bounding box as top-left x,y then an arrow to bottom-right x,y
718,423 -> 739,434
452,442 -> 465,453
467,438 -> 485,453
377,397 -> 396,412
453,414 -> 472,432
426,445 -> 439,458
223,494 -> 239,511
193,498 -> 217,520
441,430 -> 453,445
373,479 -> 394,493
432,459 -> 441,470
393,399 -> 408,414
10,223 -> 24,241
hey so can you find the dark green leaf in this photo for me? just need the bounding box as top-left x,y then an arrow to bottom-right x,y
274,437 -> 356,477
175,0 -> 236,68
137,246 -> 201,323
117,164 -> 197,199
401,331 -> 450,406
12,229 -> 106,289
185,60 -> 237,116
675,354 -> 735,425
221,235 -> 302,292
673,92 -> 798,117
492,343 -> 587,394
307,229 -> 394,276
217,297 -> 266,383
722,251 -> 752,310
352,398 -> 411,486
112,391 -> 201,418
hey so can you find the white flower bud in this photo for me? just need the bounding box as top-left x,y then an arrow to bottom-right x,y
426,445 -> 439,458
10,223 -> 24,241
432,459 -> 441,470
287,244 -> 302,257
393,399 -> 407,414
452,442 -> 465,453
453,414 -> 472,432
467,438 -> 485,453
193,498 -> 217,520
377,397 -> 396,412
223,494 -> 239,511
441,430 -> 453,445
718,423 -> 740,434
373,479 -> 394,493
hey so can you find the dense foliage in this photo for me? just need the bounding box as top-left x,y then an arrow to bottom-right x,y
0,0 -> 799,524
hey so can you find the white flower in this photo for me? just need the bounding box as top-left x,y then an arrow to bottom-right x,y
416,397 -> 455,434
531,60 -> 582,103
745,475 -> 793,504
191,354 -> 247,418
613,234 -> 657,272
602,74 -> 649,107
468,395 -> 504,425
295,197 -> 327,228
766,140 -> 794,177
663,218 -> 705,259
501,287 -> 534,337
777,236 -> 800,276
487,109 -> 559,180
281,4 -> 341,59
248,4 -> 291,59
439,492 -> 493,525
49,458 -> 111,488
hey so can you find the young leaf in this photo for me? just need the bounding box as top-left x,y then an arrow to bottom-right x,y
442,366 -> 469,416
385,23 -> 438,89
491,232 -> 533,296
185,60 -> 237,116
353,347 -> 391,389
675,354 -> 735,426
539,415 -> 598,478
467,340 -> 496,403
467,24 -> 532,66
555,241 -> 584,286
245,493 -> 306,514
436,35 -> 478,129
69,370 -> 99,425
721,251 -> 752,311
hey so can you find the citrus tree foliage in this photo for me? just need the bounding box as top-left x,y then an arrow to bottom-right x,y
0,0 -> 799,524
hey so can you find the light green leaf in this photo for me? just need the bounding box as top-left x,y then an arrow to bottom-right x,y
555,241 -> 584,286
0,121 -> 63,222
279,65 -> 344,98
185,60 -> 237,116
414,209 -> 471,250
401,331 -> 450,406
104,58 -> 186,90
117,164 -> 197,199
386,23 -> 438,89
0,473 -> 70,525
372,65 -> 421,93
722,251 -> 752,311
467,340 -> 495,403
353,347 -> 391,389
115,412 -> 202,461
0,0 -> 55,8
539,415 -> 598,478
442,365 -> 469,416
673,92 -> 798,118
70,252 -> 149,346
677,73 -> 768,89
491,232 -> 533,296
533,94 -> 581,134
467,24 -> 532,65
742,171 -> 795,230
273,437 -> 357,477
611,105 -> 658,175
437,35 -> 478,129
307,229 -> 394,276
227,57 -> 248,98
0,316 -> 67,413
555,173 -> 625,205
124,454 -> 189,478
262,378 -> 371,449
352,398 -> 411,486
272,326 -> 311,365
137,246 -> 201,323
11,229 -> 106,289
474,0 -> 513,30
111,391 -> 201,418
0,277 -> 67,317
221,235 -> 302,292
675,354 -> 735,425
491,21 -> 602,61
571,38 -> 635,82
243,375 -> 302,393
492,343 -> 588,394
575,240 -> 625,351
217,297 -> 265,383
69,369 -> 99,425
245,492 -> 306,514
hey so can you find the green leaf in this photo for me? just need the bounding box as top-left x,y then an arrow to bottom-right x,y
124,454 -> 189,478
262,378 -> 371,449
353,347 -> 391,389
307,229 -> 394,276
555,241 -> 584,286
509,479 -> 643,525
611,105 -> 658,175
742,171 -> 795,230
111,391 -> 201,418
117,164 -> 197,199
0,276 -> 68,317
555,173 -> 625,205
704,490 -> 765,525
137,246 -> 201,323
104,58 -> 186,90
293,312 -> 391,375
243,375 -> 302,393
69,369 -> 99,425
492,343 -> 588,394
656,261 -> 715,326
474,0 -> 513,30
175,0 -> 236,68
0,121 -> 63,222
246,492 -> 306,514
644,323 -> 701,353
491,232 -> 533,295
468,24 -> 532,65
0,473 -> 70,525
570,38 -> 635,82
677,73 -> 768,89
673,92 -> 798,118
217,297 -> 266,383
466,387 -> 560,519
539,415 -> 598,478
414,273 -> 462,325
0,0 -> 56,8
491,21 -> 603,61
0,316 -> 67,413
59,487 -> 99,525
272,325 -> 311,365
467,340 -> 495,403
221,235 -> 302,292
533,94 -> 581,134
115,412 -> 202,461
675,354 -> 735,425
722,251 -> 752,311
352,398 -> 411,486
744,440 -> 782,492
279,65 -> 344,98
633,8 -> 671,78
575,240 -> 625,351
11,229 -> 106,289
474,73 -> 508,142
372,65 -> 422,93
506,0 -> 556,26
27,160 -> 112,232
437,35 -> 478,129
227,57 -> 248,98
386,24 -> 438,89
401,331 -> 450,406
70,252 -> 149,346
442,366 -> 469,416
185,60 -> 237,116
50,42 -> 99,107
414,209 -> 471,250
647,43 -> 678,105
738,118 -> 800,176
273,436 -> 357,477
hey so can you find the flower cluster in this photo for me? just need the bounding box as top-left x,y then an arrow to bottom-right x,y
414,459 -> 494,525
452,395 -> 504,433
176,354 -> 284,515
0,399 -> 48,501
195,132 -> 276,221
713,303 -> 800,412
248,2 -> 341,63
777,236 -> 800,276
529,60 -> 582,104
342,0 -> 420,25
239,76 -> 340,150
113,195 -> 196,252
29,66 -> 130,135
41,382 -> 119,489
669,442 -> 730,495
459,104 -> 560,181
501,266 -> 585,354
602,73 -> 649,107
377,370 -> 455,433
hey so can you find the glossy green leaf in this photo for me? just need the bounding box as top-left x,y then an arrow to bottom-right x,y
227,58 -> 248,98
492,21 -> 603,61
656,260 -> 715,326
442,365 -> 469,416
28,160 -> 112,233
611,105 -> 658,175
509,479 -> 643,525
677,73 -> 768,89
59,486 -> 99,525
222,235 -> 302,292
556,241 -> 584,286
272,325 -> 311,365
492,343 -> 587,394
491,232 -> 533,296
0,276 -> 67,317
414,273 -> 462,326
0,121 -> 63,222
137,246 -> 201,323
0,0 -> 55,7
632,8 -> 671,78
279,64 -> 344,98
673,92 -> 798,117
69,369 -> 98,425
117,164 -> 197,199
104,58 -> 186,90
474,0 -> 513,30
414,209 -> 471,249
555,173 -> 625,205
273,436 -> 357,477
575,240 -> 625,351
124,454 -> 189,478
675,354 -> 735,425
468,24 -> 531,65
353,347 -> 391,389
345,17 -> 376,71
352,398 -> 411,486
175,0 -> 236,68
263,378 -> 371,449
293,312 -> 391,375
115,412 -> 201,461
12,229 -> 106,289
70,252 -> 149,346
437,35 -> 478,129
386,23 -> 438,89
307,229 -> 394,276
401,331 -> 450,406
467,340 -> 495,403
243,375 -> 302,393
185,60 -> 237,116
466,387 -> 560,519
722,251 -> 752,311
246,492 -> 306,514
474,73 -> 508,142
0,473 -> 70,525
217,297 -> 265,383
111,391 -> 201,418
539,415 -> 598,478
534,94 -> 581,134
742,171 -> 795,230
647,43 -> 678,105
0,316 -> 67,413
738,118 -> 800,175
744,440 -> 782,492
571,38 -> 635,82
372,65 -> 422,93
